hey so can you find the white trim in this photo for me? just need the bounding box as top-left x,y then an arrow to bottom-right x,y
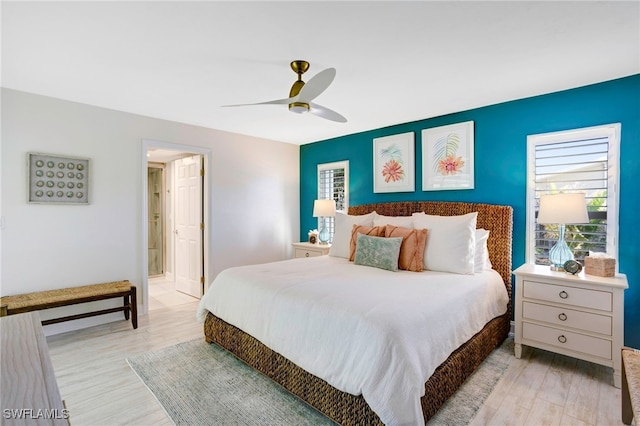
140,139 -> 212,315
525,123 -> 620,268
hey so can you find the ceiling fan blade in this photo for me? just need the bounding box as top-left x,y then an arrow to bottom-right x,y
309,103 -> 347,123
222,96 -> 298,107
297,68 -> 336,103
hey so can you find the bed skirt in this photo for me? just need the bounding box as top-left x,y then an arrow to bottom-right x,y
204,310 -> 510,425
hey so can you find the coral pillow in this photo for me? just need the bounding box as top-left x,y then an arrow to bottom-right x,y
349,225 -> 385,261
385,225 -> 428,272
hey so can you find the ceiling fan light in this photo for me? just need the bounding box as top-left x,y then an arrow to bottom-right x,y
289,102 -> 309,114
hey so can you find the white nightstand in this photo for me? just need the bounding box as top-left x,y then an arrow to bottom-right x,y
514,263 -> 628,388
292,242 -> 330,259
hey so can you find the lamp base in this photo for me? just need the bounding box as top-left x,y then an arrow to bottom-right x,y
548,224 -> 574,272
318,220 -> 330,245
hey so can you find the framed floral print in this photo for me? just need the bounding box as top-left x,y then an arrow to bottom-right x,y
373,132 -> 415,193
421,121 -> 474,191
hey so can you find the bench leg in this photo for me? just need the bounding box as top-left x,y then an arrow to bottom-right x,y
124,294 -> 130,321
130,286 -> 138,329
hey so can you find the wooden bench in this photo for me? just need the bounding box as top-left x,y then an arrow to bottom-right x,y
623,347 -> 640,425
0,280 -> 137,329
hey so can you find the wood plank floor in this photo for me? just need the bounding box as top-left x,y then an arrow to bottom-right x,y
46,300 -> 627,425
148,277 -> 199,312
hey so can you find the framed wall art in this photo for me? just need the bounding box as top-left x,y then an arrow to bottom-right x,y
421,121 -> 474,191
373,132 -> 415,193
28,152 -> 90,204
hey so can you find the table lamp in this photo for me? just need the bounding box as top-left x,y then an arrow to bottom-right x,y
537,193 -> 589,271
313,199 -> 336,245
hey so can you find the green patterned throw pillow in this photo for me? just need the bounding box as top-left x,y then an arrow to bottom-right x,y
354,234 -> 403,272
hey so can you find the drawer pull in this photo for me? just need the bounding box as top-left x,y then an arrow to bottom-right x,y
559,290 -> 569,299
305,252 -> 310,257
558,313 -> 567,321
558,335 -> 567,344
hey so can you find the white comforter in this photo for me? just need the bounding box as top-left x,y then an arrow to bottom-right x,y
197,256 -> 508,426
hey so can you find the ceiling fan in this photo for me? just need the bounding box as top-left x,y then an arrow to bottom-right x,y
223,60 -> 347,123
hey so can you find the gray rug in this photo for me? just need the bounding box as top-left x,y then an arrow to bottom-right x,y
127,337 -> 514,425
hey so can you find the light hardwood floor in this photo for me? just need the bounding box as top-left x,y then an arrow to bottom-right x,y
148,277 -> 199,311
46,300 -> 627,426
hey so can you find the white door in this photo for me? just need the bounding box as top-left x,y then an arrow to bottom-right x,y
175,155 -> 203,298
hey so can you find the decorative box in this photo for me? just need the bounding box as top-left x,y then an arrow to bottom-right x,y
584,256 -> 616,277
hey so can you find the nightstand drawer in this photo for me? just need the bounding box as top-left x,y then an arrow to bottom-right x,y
523,280 -> 612,311
523,322 -> 612,360
523,301 -> 612,335
292,243 -> 330,259
294,249 -> 323,258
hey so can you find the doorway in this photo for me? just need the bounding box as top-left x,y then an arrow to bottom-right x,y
141,140 -> 211,315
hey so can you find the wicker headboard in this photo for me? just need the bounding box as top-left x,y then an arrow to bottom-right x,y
348,201 -> 513,299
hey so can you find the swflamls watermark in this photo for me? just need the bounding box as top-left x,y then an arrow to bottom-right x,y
3,408 -> 70,420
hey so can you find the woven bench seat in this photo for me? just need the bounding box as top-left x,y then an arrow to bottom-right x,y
0,280 -> 137,329
623,347 -> 640,425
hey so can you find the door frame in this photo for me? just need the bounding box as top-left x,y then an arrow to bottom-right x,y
140,139 -> 212,316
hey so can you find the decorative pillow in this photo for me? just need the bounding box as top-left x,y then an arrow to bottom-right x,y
329,211 -> 376,259
384,225 -> 428,272
373,213 -> 414,229
474,229 -> 493,272
353,234 -> 403,272
412,212 -> 478,274
349,225 -> 385,261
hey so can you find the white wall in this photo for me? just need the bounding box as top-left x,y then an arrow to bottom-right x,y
0,88 -> 300,334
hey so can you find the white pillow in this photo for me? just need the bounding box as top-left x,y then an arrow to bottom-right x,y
329,211 -> 376,258
373,213 -> 414,228
412,212 -> 478,274
474,229 -> 493,273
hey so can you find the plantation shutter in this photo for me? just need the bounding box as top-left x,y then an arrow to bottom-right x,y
318,161 -> 348,242
531,130 -> 616,266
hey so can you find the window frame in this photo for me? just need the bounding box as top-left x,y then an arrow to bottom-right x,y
525,123 -> 620,268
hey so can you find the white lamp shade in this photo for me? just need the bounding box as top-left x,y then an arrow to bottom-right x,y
537,193 -> 589,224
313,199 -> 336,217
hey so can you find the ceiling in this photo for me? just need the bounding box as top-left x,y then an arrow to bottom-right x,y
2,1 -> 639,145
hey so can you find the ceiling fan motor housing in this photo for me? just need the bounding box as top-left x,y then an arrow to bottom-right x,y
289,61 -> 310,113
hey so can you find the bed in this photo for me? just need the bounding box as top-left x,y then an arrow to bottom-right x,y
199,201 -> 513,425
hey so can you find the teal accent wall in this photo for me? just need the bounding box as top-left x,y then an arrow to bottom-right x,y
300,74 -> 640,347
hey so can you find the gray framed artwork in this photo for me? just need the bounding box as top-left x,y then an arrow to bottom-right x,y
28,152 -> 90,204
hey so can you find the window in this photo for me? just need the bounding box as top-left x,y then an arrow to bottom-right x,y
317,161 -> 349,242
526,124 -> 620,266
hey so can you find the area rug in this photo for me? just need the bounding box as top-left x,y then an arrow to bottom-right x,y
127,337 -> 514,425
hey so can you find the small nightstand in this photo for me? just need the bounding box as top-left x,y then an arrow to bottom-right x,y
514,263 -> 628,388
292,242 -> 330,258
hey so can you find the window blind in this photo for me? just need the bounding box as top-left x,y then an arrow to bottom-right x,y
533,137 -> 609,265
318,161 -> 348,242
